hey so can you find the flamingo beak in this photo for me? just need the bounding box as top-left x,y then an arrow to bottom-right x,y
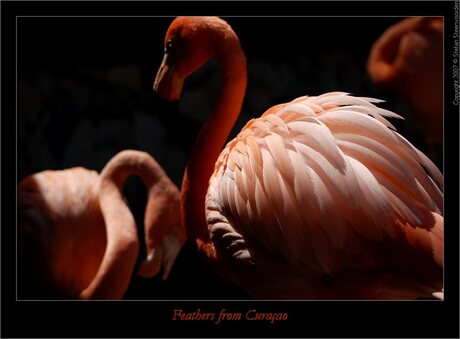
137,226 -> 185,280
153,52 -> 183,101
432,288 -> 444,300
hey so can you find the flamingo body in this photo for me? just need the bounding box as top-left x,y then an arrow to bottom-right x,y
19,168 -> 106,298
205,92 -> 443,299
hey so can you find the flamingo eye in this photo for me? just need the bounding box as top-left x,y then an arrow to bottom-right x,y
165,39 -> 174,53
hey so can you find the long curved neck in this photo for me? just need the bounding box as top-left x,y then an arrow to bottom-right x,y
182,44 -> 247,251
79,151 -> 166,299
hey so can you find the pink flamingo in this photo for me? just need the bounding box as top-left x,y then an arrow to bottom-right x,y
153,17 -> 444,300
367,17 -> 443,152
18,150 -> 184,299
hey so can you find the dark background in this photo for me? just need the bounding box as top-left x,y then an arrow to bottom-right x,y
4,1 -> 459,338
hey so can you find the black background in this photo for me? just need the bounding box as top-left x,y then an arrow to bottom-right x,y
2,1 -> 459,338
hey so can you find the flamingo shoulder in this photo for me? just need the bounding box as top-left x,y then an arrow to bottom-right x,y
18,167 -> 100,219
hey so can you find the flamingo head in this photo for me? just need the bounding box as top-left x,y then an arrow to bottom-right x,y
154,16 -> 238,100
137,183 -> 186,280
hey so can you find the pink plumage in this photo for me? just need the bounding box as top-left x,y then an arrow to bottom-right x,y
205,92 -> 443,299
